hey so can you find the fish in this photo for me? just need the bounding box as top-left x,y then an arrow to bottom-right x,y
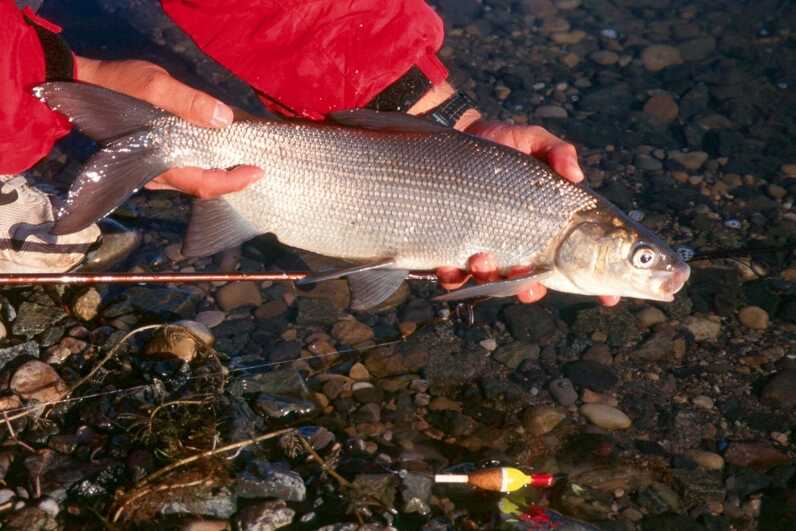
33,81 -> 690,310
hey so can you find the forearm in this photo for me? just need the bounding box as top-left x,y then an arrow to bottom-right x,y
407,80 -> 482,131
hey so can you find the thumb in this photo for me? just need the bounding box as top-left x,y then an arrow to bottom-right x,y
151,77 -> 234,129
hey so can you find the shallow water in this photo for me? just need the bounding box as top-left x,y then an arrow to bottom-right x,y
8,0 -> 796,530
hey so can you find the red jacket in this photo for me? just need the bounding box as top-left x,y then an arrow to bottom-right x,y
0,0 -> 447,174
0,2 -> 71,174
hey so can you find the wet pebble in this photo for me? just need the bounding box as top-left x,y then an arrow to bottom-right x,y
668,150 -> 708,171
590,50 -> 619,65
216,281 -> 262,311
10,361 -> 65,403
686,450 -> 724,471
160,486 -> 236,519
760,369 -> 796,408
71,288 -> 102,321
195,310 -> 227,328
636,307 -> 667,328
236,461 -> 306,502
348,362 -> 370,381
534,105 -> 568,119
563,360 -> 617,392
331,319 -> 374,345
738,306 -> 769,330
549,377 -> 578,406
352,381 -> 383,403
641,45 -> 683,71
492,342 -> 539,369
683,315 -> 721,341
692,395 -> 714,410
479,338 -> 497,351
401,472 -> 433,515
723,442 -> 789,469
550,30 -> 585,45
235,499 -> 294,530
0,341 -> 39,373
523,405 -> 566,435
580,404 -> 632,430
644,93 -> 679,122
143,327 -> 200,363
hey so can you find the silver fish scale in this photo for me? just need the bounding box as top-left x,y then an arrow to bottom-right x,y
160,117 -> 598,270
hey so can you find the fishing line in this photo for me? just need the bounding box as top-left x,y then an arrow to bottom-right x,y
0,336 -> 405,420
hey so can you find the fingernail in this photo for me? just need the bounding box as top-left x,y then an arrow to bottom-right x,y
570,162 -> 585,183
211,102 -> 233,127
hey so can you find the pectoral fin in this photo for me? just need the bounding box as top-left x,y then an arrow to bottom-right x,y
296,258 -> 396,285
182,198 -> 260,257
433,270 -> 552,302
348,269 -> 409,310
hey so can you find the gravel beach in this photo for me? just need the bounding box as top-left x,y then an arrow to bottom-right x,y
1,0 -> 794,529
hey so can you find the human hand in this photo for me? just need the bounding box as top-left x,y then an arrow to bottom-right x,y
436,119 -> 619,307
74,57 -> 263,198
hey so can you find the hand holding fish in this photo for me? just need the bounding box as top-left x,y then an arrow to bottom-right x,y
435,119 -> 620,307
74,57 -> 263,198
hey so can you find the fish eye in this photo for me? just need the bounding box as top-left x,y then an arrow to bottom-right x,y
632,245 -> 658,269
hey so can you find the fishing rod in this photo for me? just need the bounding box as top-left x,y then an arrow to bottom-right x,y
0,243 -> 790,285
0,271 -> 439,285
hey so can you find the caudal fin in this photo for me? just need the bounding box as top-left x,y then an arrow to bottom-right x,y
34,82 -> 169,235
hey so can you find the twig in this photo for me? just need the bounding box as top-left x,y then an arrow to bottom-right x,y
112,478 -> 213,523
146,398 -> 212,436
2,411 -> 35,453
296,433 -> 351,488
135,427 -> 295,489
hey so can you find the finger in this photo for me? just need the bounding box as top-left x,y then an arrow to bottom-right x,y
146,166 -> 263,198
599,295 -> 621,307
516,282 -> 547,304
143,70 -> 233,128
467,253 -> 501,283
502,266 -> 546,303
436,266 -> 470,290
546,142 -> 585,184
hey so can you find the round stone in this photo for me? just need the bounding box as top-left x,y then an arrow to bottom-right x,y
738,306 -> 769,330
637,307 -> 667,328
643,93 -> 679,122
641,45 -> 683,72
523,406 -> 566,436
686,450 -> 724,470
580,404 -> 632,430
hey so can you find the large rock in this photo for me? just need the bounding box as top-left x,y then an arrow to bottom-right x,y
0,341 -> 39,372
10,361 -> 65,403
11,302 -> 67,339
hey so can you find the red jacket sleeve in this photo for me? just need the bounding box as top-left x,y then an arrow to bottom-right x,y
161,0 -> 448,120
0,1 -> 71,175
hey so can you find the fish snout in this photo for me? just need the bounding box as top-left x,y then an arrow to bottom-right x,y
659,262 -> 691,297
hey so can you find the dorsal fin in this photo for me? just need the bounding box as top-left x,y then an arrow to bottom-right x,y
327,109 -> 449,134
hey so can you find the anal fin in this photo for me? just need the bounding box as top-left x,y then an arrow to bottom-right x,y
182,198 -> 260,257
348,269 -> 409,310
296,258 -> 396,285
433,270 -> 552,302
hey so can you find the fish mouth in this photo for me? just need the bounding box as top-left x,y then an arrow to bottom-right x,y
656,262 -> 691,300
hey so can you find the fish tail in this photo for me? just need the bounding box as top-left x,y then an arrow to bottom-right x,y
33,82 -> 171,236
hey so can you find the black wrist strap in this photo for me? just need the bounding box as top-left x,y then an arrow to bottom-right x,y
23,13 -> 74,81
366,66 -> 432,113
425,91 -> 477,128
